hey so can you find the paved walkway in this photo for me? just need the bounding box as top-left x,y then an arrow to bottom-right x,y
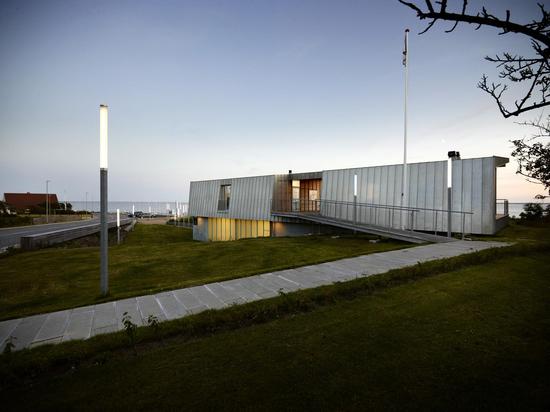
0,240 -> 509,351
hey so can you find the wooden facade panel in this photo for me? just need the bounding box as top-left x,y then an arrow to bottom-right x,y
206,218 -> 271,241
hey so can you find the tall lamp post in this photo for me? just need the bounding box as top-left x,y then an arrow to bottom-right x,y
99,104 -> 109,296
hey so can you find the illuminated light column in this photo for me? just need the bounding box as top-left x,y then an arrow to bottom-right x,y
99,104 -> 109,296
116,208 -> 121,244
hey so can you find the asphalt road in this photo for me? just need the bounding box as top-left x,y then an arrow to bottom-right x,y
0,217 -> 120,249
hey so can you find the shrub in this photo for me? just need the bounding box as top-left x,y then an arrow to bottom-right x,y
519,203 -> 544,221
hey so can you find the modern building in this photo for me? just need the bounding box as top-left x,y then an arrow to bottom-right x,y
188,155 -> 509,243
3,192 -> 59,213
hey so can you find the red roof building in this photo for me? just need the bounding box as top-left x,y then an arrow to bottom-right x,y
3,192 -> 59,211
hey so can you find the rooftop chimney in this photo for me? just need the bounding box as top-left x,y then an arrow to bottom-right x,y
448,151 -> 461,160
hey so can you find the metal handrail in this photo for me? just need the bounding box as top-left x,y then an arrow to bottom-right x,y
272,198 -> 472,216
271,197 -> 473,239
496,199 -> 509,216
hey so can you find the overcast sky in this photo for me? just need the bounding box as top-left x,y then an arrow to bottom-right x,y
0,0 -> 545,202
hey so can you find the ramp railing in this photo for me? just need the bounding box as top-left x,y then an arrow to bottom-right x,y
271,198 -> 473,239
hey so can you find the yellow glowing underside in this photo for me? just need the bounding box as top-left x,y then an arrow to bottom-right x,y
207,218 -> 270,241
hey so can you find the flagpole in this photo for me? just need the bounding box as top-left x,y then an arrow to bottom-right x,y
401,28 -> 410,230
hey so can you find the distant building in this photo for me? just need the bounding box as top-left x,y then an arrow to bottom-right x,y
3,192 -> 59,213
189,156 -> 509,242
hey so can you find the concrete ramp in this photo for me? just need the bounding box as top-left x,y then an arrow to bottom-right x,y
271,212 -> 455,244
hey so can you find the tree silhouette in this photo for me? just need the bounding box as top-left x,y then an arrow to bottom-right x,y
399,0 -> 549,118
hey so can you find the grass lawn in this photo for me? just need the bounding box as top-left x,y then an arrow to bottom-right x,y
0,224 -> 408,321
472,218 -> 550,243
1,246 -> 548,410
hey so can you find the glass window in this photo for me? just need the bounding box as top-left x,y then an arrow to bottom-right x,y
218,184 -> 231,211
309,189 -> 318,201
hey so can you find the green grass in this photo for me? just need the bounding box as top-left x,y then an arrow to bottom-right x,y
472,218 -> 550,242
0,216 -> 33,228
0,224 -> 407,321
1,243 -> 548,410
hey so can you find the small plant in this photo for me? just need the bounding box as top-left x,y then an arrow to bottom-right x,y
146,314 -> 160,333
147,314 -> 163,344
2,336 -> 16,355
122,312 -> 138,353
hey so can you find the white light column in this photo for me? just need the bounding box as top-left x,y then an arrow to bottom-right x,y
353,174 -> 358,233
116,208 -> 121,244
99,104 -> 109,296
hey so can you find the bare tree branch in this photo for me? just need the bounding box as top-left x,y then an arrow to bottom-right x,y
399,0 -> 550,118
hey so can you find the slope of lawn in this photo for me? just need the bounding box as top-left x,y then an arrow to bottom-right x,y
0,224 -> 407,320
1,246 -> 548,410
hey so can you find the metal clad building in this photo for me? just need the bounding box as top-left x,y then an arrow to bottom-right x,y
189,156 -> 508,242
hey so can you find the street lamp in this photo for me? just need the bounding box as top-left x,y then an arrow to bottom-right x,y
99,104 -> 109,296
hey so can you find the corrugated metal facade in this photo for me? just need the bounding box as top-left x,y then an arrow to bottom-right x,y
188,175 -> 274,220
321,161 -> 448,231
451,157 -> 499,234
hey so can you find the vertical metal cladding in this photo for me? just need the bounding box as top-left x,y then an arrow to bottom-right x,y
321,161 -> 448,231
452,157 -> 498,234
189,174 -> 275,220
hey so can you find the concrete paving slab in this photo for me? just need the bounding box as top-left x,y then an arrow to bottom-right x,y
0,318 -> 21,350
30,337 -> 63,348
278,270 -> 325,288
71,304 -> 96,314
237,278 -> 279,298
10,314 -> 47,350
314,262 -> 352,276
115,298 -> 143,330
293,266 -> 350,285
323,261 -> 361,276
92,302 -> 117,336
205,283 -> 246,305
173,288 -> 208,313
63,310 -> 94,341
33,310 -> 70,344
155,292 -> 188,320
188,286 -> 226,309
219,279 -> 262,302
311,265 -> 357,282
137,295 -> 167,323
293,266 -> 334,282
257,273 -> 300,293
248,276 -> 281,294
